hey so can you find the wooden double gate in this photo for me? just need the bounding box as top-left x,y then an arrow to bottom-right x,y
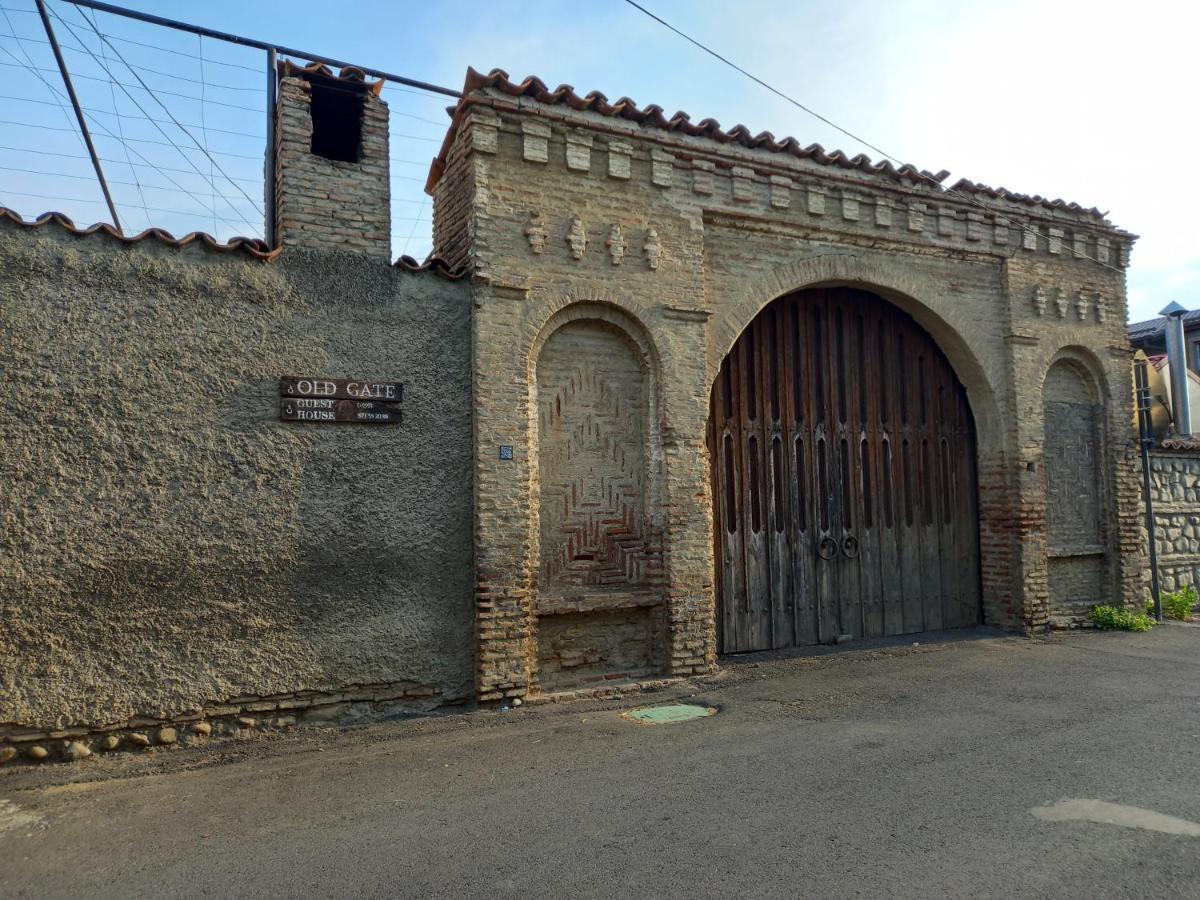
709,287 -> 981,653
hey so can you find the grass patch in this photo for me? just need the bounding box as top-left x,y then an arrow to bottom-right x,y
1090,604 -> 1155,632
1162,585 -> 1198,621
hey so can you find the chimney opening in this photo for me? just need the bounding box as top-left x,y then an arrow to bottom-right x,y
309,78 -> 365,163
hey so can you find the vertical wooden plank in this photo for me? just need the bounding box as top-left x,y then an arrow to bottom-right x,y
721,353 -> 748,652
897,331 -> 925,635
811,294 -> 839,644
790,296 -> 818,645
763,307 -> 793,648
877,315 -> 905,636
743,319 -> 772,651
856,296 -> 884,638
833,298 -> 863,638
935,368 -> 960,628
917,342 -> 944,633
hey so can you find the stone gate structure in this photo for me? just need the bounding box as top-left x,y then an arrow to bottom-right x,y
0,61 -> 1141,756
430,68 -> 1140,699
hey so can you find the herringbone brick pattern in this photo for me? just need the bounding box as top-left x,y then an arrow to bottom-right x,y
537,324 -> 651,591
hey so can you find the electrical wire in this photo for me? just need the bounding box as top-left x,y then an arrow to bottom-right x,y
620,0 -> 1128,275
59,4 -> 262,216
0,4 -> 262,72
0,22 -> 257,233
88,3 -> 148,229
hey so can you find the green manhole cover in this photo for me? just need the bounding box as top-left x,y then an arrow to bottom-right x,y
622,703 -> 717,725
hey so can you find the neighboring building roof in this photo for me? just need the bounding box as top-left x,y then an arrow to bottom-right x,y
428,67 -> 1124,228
1129,311 -> 1200,344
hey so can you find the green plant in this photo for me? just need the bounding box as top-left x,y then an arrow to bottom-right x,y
1089,604 -> 1156,632
1161,585 -> 1198,621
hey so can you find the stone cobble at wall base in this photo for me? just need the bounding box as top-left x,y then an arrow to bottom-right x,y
0,681 -> 458,767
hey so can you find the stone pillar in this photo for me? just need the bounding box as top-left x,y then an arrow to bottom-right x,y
273,62 -> 391,257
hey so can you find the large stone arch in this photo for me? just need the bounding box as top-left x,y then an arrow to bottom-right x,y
709,253 -> 1003,449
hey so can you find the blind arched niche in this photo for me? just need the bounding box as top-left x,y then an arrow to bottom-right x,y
1043,357 -> 1107,622
535,318 -> 653,592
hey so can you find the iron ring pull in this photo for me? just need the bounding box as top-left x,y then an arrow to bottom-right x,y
842,535 -> 859,558
817,537 -> 838,560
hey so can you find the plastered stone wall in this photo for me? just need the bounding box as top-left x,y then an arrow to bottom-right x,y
0,227 -> 473,737
434,85 -> 1139,698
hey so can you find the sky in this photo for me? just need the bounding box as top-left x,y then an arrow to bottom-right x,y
0,0 -> 1194,322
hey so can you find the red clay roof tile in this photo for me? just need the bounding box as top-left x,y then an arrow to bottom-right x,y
429,68 -> 1121,228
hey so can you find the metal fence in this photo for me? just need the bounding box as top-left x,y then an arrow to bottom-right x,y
0,0 -> 456,260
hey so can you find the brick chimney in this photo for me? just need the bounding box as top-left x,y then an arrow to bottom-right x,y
272,61 -> 391,257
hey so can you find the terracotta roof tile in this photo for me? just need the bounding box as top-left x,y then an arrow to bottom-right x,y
428,68 -> 949,192
278,59 -> 385,96
0,207 -> 281,259
949,177 -> 1109,223
429,68 -> 1123,229
1,207 -> 467,278
1159,436 -> 1200,451
392,253 -> 467,279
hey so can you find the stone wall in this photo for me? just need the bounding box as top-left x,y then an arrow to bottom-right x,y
1144,450 -> 1200,593
0,224 -> 474,749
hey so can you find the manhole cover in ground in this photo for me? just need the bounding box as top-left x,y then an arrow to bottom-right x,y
622,703 -> 717,725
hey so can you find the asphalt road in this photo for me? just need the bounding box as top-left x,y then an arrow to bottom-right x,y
4,625 -> 1200,899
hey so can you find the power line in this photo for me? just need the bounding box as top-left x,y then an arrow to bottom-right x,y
61,4 -> 262,216
0,187 -> 258,222
7,31 -> 263,89
0,91 -> 263,137
87,2 -> 148,229
0,58 -> 262,110
0,3 -> 263,72
0,118 -> 263,159
620,0 -> 1127,275
0,28 -> 259,235
0,144 -> 260,183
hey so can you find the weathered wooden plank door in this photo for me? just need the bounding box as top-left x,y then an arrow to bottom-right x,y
709,287 -> 981,653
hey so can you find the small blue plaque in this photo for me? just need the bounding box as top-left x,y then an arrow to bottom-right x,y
499,445 -> 514,460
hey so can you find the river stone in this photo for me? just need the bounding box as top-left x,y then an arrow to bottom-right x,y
157,727 -> 177,745
192,722 -> 211,736
63,741 -> 92,761
127,732 -> 150,748
0,746 -> 16,765
99,735 -> 121,751
27,745 -> 48,761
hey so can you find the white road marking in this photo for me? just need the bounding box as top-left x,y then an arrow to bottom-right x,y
1032,799 -> 1200,836
0,799 -> 41,835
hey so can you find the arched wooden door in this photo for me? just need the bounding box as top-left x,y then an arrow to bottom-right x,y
709,287 -> 981,653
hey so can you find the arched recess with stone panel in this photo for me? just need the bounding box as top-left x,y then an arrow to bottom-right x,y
1042,355 -> 1108,623
708,286 -> 981,652
529,305 -> 665,691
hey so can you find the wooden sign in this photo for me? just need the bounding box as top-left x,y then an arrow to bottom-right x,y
279,397 -> 403,424
279,376 -> 403,402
